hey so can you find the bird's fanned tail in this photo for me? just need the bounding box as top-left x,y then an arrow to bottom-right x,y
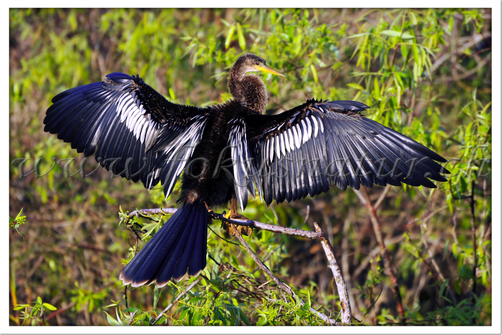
119,201 -> 208,287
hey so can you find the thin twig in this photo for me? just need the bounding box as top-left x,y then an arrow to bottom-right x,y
352,235 -> 403,279
416,206 -> 458,305
470,181 -> 477,296
46,302 -> 76,321
404,206 -> 448,227
127,310 -> 137,326
374,185 -> 392,211
425,32 -> 491,76
150,277 -> 202,326
128,208 -> 178,218
124,286 -> 128,309
313,222 -> 352,324
251,242 -> 284,274
342,216 -> 359,318
362,287 -> 384,319
208,225 -> 240,246
354,187 -> 405,319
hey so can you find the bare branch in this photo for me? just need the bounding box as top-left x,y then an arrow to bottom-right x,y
374,185 -> 392,211
470,181 -> 478,297
313,222 -> 352,324
342,216 -> 359,318
46,302 -> 77,321
354,187 -> 405,319
352,235 -> 403,279
210,210 -> 321,239
128,208 -> 178,218
151,277 -> 202,326
251,242 -> 284,274
127,310 -> 138,326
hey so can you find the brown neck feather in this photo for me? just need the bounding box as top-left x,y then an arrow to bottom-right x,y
229,71 -> 268,114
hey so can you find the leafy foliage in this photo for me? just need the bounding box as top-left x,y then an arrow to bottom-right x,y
13,296 -> 57,326
9,8 -> 491,326
9,209 -> 27,238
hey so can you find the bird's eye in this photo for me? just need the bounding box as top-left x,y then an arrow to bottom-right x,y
255,62 -> 260,65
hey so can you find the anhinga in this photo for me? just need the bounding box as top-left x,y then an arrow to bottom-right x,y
44,54 -> 449,288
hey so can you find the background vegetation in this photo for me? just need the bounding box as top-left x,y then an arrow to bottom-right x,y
9,8 -> 491,326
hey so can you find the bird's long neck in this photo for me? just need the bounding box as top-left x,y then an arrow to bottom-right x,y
229,72 -> 268,114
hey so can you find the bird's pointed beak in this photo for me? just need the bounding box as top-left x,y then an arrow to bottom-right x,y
256,64 -> 286,77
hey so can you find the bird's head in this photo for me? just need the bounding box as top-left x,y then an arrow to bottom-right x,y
233,54 -> 285,79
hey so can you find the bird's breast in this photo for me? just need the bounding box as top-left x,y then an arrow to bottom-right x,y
179,110 -> 237,208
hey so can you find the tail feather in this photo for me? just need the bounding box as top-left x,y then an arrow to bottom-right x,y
174,207 -> 208,280
155,209 -> 199,285
142,210 -> 195,286
119,202 -> 208,287
130,211 -> 189,286
172,209 -> 202,281
188,208 -> 207,276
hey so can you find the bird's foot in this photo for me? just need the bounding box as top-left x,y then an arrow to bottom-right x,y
204,202 -> 213,214
222,207 -> 253,236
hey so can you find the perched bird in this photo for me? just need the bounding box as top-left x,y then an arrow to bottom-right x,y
44,53 -> 449,287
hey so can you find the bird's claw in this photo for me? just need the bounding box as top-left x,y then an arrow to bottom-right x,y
222,210 -> 253,236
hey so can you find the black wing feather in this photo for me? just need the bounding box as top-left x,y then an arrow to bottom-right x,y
236,99 -> 450,207
44,73 -> 210,197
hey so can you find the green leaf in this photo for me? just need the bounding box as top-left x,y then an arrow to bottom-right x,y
381,30 -> 414,39
347,83 -> 364,91
236,23 -> 246,50
225,24 -> 236,49
401,44 -> 409,62
465,122 -> 473,144
459,175 -> 467,193
409,11 -> 418,25
404,243 -> 419,258
412,43 -> 420,68
42,303 -> 57,311
310,64 -> 318,83
153,285 -> 160,310
373,77 -> 381,100
439,280 -> 448,298
169,88 -> 176,101
104,311 -> 122,326
213,306 -> 227,326
454,279 -> 461,295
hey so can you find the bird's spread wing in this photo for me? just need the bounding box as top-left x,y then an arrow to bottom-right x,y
44,72 -> 209,198
232,99 -> 449,207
